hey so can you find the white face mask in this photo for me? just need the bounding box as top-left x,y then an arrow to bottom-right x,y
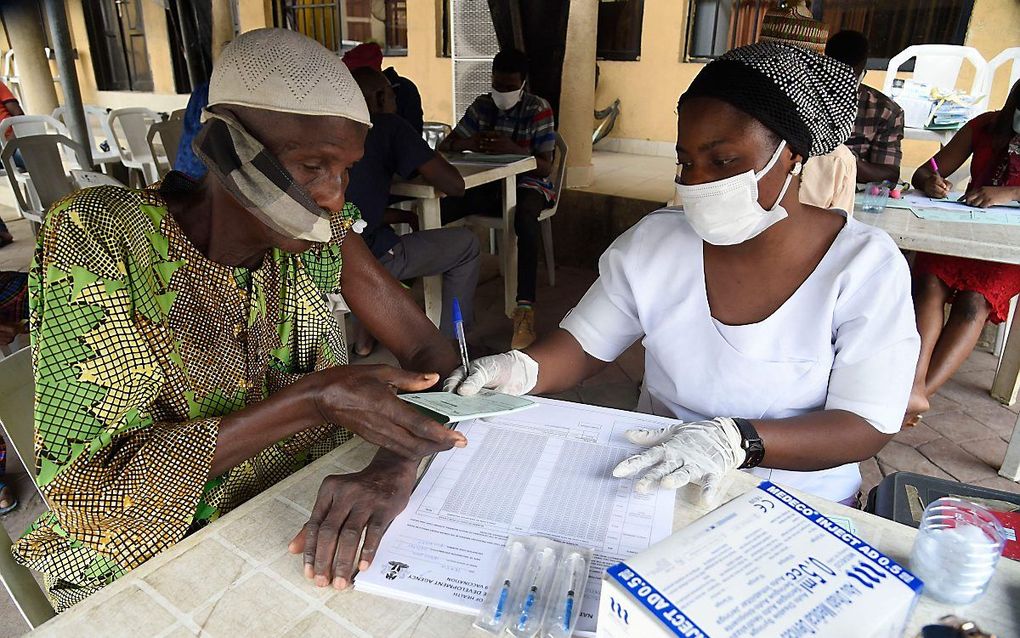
675,140 -> 801,246
492,87 -> 523,111
1013,108 -> 1020,134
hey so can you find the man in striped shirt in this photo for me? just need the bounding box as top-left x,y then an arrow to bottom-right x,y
441,49 -> 557,349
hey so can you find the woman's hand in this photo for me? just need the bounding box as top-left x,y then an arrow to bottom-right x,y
313,365 -> 466,458
961,185 -> 1020,208
289,450 -> 416,589
444,350 -> 539,396
921,172 -> 952,199
612,417 -> 746,503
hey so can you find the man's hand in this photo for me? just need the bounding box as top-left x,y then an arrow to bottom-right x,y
289,451 -> 416,589
961,185 -> 1020,208
312,365 -> 466,458
479,132 -> 524,155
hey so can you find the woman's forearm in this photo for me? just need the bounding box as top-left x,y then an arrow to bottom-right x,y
526,329 -> 609,394
752,409 -> 893,471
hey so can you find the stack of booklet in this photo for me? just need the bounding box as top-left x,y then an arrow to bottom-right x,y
356,396 -> 679,637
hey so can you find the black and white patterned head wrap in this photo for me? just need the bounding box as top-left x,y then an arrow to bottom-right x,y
678,42 -> 857,158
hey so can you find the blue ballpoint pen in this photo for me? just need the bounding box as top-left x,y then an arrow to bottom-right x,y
453,297 -> 470,372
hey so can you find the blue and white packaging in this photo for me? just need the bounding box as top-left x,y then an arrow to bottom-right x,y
598,482 -> 922,638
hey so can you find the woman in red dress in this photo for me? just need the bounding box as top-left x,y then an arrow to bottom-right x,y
907,79 -> 1020,421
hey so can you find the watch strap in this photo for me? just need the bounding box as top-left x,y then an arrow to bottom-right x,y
732,417 -> 765,469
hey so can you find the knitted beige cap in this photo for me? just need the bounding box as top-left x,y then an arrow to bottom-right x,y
207,28 -> 371,126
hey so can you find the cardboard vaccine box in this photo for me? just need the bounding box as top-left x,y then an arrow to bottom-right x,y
598,482 -> 922,638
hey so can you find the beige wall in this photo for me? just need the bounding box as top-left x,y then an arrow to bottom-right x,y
64,0 -> 190,113
594,1 -> 701,148
52,0 -> 1019,175
594,0 -> 1020,178
381,0 -> 453,124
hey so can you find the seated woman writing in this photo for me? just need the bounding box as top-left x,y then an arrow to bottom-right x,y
447,43 -> 920,505
15,29 -> 465,610
906,79 -> 1020,423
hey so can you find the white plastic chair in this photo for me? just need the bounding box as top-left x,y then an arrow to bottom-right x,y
0,115 -> 74,223
1,50 -> 22,105
882,45 -> 988,145
423,122 -> 452,150
987,48 -> 1020,99
448,133 -> 568,288
0,348 -> 57,629
0,115 -> 70,141
108,107 -> 163,187
52,105 -> 121,171
1,134 -> 88,226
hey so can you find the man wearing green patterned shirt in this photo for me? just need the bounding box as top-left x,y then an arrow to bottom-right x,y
15,28 -> 464,611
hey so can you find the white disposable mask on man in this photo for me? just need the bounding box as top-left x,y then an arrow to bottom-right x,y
1013,108 -> 1020,134
675,140 -> 801,246
492,87 -> 523,111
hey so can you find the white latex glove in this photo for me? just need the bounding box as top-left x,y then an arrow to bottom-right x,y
612,417 -> 747,502
444,350 -> 539,396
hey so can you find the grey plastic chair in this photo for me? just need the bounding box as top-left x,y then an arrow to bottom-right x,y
1,134 -> 87,226
0,348 -> 56,629
146,117 -> 185,178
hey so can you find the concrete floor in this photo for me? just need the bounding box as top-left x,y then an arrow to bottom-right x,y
0,178 -> 1018,633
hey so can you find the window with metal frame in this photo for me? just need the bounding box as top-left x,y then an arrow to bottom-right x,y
81,0 -> 155,92
597,0 -> 644,62
686,0 -> 976,69
271,0 -> 408,56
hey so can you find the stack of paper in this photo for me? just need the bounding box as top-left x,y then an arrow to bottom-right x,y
355,397 -> 678,636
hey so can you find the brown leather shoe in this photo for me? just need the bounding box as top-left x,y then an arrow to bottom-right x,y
511,306 -> 536,350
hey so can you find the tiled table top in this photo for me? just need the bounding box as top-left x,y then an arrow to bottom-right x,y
30,436 -> 1020,637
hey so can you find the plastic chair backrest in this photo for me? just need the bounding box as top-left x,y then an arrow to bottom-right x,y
52,105 -> 117,160
0,348 -> 56,629
0,115 -> 70,147
146,118 -> 184,176
987,48 -> 1020,98
422,121 -> 452,150
882,45 -> 987,100
1,134 -> 85,213
544,133 -> 569,218
2,50 -> 15,81
108,107 -> 161,163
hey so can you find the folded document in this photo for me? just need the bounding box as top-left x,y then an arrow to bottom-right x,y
399,390 -> 537,424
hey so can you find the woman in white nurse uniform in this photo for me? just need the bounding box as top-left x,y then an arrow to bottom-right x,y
446,42 -> 920,505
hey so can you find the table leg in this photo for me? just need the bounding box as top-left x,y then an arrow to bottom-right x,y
501,176 -> 518,319
417,197 -> 443,328
991,310 -> 1020,406
1000,411 -> 1020,482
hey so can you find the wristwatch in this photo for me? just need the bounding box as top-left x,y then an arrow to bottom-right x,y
732,417 -> 765,469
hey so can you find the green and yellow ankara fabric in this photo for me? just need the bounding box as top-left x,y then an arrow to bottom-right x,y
13,178 -> 359,611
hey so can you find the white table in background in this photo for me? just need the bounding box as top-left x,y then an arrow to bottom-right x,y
29,436 -> 1020,637
390,156 -> 537,325
855,202 -> 1020,481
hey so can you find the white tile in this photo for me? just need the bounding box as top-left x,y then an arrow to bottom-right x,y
144,539 -> 250,612
326,590 -> 425,637
217,496 -> 309,563
192,572 -> 310,637
37,585 -> 178,638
